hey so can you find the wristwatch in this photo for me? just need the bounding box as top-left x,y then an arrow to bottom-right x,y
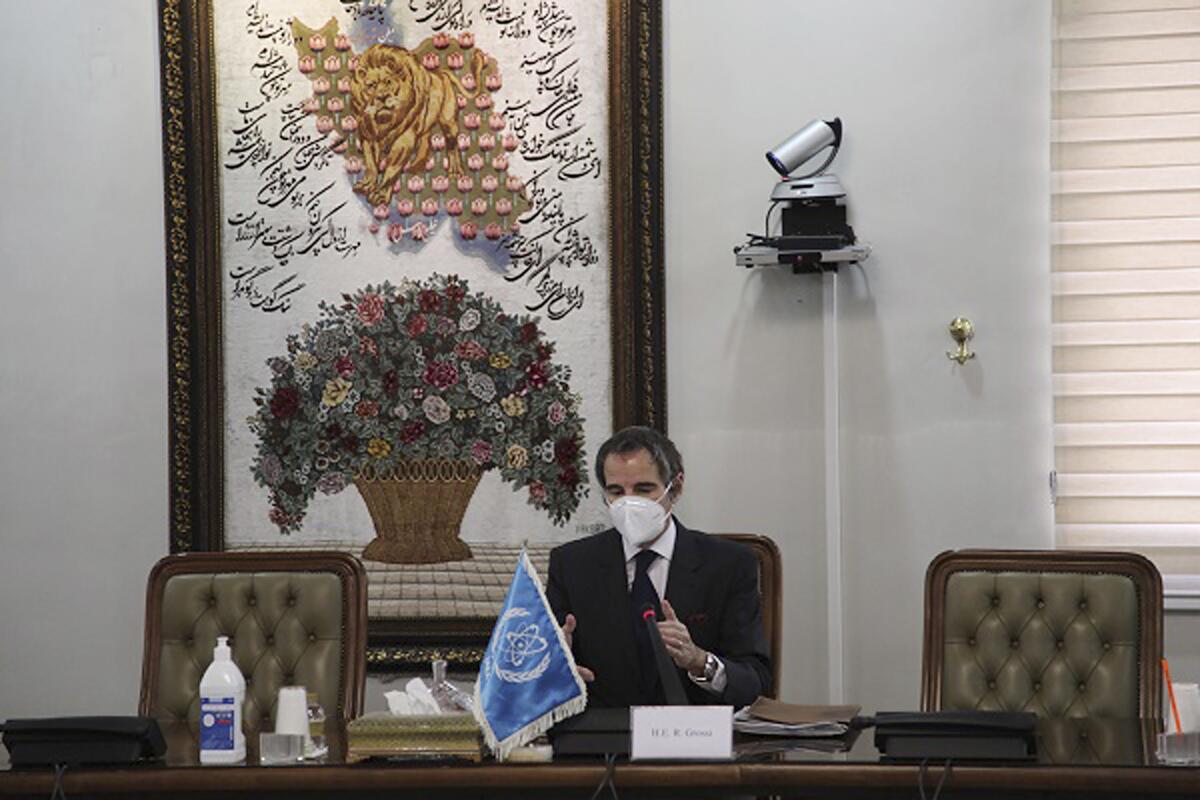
694,652 -> 719,684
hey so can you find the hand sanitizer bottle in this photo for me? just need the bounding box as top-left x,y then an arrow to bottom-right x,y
199,635 -> 246,764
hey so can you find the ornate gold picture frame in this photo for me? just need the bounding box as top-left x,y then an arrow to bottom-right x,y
157,0 -> 664,669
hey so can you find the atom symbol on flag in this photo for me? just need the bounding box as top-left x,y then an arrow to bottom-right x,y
501,622 -> 548,667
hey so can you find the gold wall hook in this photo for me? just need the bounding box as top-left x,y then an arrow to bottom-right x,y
947,317 -> 975,365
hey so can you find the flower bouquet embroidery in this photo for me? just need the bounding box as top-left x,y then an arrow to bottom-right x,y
249,274 -> 587,563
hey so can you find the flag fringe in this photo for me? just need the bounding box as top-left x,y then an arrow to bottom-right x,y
475,680 -> 587,761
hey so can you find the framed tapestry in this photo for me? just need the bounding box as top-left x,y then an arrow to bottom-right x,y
157,0 -> 664,669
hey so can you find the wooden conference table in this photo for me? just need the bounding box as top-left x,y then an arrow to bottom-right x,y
1,717 -> 1197,799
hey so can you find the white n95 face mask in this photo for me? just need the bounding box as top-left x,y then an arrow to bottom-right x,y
609,482 -> 672,547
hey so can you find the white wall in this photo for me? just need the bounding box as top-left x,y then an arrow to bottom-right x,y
834,1 -> 1056,712
666,0 -> 1055,711
0,0 -> 167,715
4,0 -> 1189,721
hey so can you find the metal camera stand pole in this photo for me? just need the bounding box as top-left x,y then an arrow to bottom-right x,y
734,243 -> 870,704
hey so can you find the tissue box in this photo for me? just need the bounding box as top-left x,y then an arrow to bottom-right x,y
346,712 -> 482,762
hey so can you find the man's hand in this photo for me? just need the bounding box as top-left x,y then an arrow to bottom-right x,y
658,599 -> 707,675
561,613 -> 595,682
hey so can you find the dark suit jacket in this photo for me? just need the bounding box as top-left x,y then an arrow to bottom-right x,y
546,521 -> 771,708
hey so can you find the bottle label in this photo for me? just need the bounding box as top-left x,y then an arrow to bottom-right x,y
200,695 -> 237,751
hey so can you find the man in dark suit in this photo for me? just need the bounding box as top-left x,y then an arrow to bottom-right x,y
546,427 -> 771,708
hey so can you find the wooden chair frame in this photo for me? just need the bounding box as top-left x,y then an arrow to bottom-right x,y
717,533 -> 783,697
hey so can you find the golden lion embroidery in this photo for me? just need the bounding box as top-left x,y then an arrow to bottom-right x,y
351,44 -> 486,204
292,20 -> 530,243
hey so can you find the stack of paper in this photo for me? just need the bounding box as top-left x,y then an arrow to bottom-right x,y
733,698 -> 861,738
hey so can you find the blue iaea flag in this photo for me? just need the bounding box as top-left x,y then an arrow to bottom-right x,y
474,550 -> 587,760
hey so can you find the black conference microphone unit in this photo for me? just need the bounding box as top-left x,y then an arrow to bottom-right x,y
548,604 -> 690,756
641,603 -> 689,705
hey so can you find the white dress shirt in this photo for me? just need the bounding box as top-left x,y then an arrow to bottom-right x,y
622,518 -> 726,693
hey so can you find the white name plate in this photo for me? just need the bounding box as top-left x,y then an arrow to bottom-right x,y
630,705 -> 733,761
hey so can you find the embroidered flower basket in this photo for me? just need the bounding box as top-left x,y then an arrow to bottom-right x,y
356,460 -> 481,564
248,275 -> 589,553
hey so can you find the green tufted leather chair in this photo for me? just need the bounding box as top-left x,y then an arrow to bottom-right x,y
922,550 -> 1162,721
138,551 -> 367,732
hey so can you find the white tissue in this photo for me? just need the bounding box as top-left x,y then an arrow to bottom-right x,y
384,690 -> 413,716
405,677 -> 442,715
384,679 -> 442,716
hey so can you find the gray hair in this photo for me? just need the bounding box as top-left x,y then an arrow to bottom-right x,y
594,426 -> 684,491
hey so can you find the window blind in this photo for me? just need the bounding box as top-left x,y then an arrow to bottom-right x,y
1053,0 -> 1200,574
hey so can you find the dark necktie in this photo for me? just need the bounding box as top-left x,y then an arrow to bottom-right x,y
630,549 -> 663,703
